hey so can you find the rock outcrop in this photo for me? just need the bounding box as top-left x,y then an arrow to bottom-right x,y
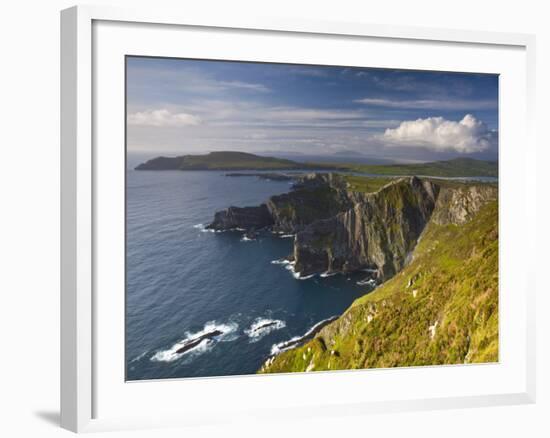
206,204 -> 273,231
431,185 -> 498,225
293,177 -> 439,280
207,173 -> 497,283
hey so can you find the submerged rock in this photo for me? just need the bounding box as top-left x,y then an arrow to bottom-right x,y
175,330 -> 223,354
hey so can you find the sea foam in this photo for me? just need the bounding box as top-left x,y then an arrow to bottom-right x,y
245,317 -> 286,342
150,320 -> 238,363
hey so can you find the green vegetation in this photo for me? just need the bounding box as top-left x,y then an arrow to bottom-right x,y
346,157 -> 498,178
177,152 -> 301,170
343,175 -> 395,193
260,200 -> 498,373
136,152 -> 497,178
136,151 -> 328,171
272,186 -> 347,225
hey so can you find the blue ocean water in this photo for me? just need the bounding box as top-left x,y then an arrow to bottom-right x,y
126,169 -> 373,380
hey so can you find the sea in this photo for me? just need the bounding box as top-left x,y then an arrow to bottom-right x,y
126,169 -> 375,380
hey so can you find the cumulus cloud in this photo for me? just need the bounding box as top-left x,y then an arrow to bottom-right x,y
382,114 -> 496,153
128,109 -> 201,127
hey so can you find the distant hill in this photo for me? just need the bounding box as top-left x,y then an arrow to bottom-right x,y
351,158 -> 498,178
135,152 -> 497,178
135,151 -> 319,171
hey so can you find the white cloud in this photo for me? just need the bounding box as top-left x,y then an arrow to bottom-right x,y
216,81 -> 270,92
382,114 -> 496,153
354,97 -> 497,110
128,109 -> 201,127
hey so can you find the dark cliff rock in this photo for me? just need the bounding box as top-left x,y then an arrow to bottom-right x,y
206,204 -> 274,231
266,184 -> 352,233
206,173 -> 497,284
208,173 -> 352,233
293,177 -> 439,280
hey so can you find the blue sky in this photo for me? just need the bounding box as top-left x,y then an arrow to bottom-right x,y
126,57 -> 498,163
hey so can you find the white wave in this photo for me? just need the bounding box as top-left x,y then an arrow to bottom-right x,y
270,316 -> 338,355
150,320 -> 238,363
130,351 -> 148,363
245,317 -> 286,341
271,258 -> 291,265
194,223 -> 226,233
276,260 -> 314,280
271,258 -> 314,280
240,235 -> 255,242
271,335 -> 302,355
357,278 -> 377,287
320,271 -> 338,278
151,338 -> 213,362
280,234 -> 294,238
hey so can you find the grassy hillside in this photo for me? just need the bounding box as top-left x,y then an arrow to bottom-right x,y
260,200 -> 498,373
347,158 -> 498,178
136,153 -> 497,177
135,151 -> 320,171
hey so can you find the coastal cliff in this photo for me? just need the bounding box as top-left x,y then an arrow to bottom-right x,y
260,199 -> 498,372
208,173 -> 496,282
293,177 -> 439,280
205,172 -> 498,372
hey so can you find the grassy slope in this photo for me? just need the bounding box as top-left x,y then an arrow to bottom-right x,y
305,158 -> 497,177
137,153 -> 497,177
179,152 -> 303,170
260,200 -> 498,373
136,151 -> 331,171
342,175 -> 395,193
345,158 -> 498,178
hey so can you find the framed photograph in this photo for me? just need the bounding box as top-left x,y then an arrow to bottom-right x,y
61,5 -> 536,433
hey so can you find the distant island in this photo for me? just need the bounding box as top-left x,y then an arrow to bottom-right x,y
134,151 -> 324,171
135,151 -> 498,178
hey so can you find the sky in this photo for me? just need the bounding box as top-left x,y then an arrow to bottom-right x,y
126,57 -> 499,163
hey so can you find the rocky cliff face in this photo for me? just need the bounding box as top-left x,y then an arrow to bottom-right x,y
293,177 -> 439,280
259,200 -> 499,374
206,204 -> 273,231
208,173 -> 352,233
208,173 -> 497,284
431,185 -> 498,225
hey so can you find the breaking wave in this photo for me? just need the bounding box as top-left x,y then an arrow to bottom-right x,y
271,258 -> 315,280
356,278 -> 377,287
270,316 -> 338,355
245,317 -> 286,341
150,320 -> 238,363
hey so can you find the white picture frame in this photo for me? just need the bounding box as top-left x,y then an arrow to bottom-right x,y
60,4 -> 537,433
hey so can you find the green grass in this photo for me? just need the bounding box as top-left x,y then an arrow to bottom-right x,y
343,175 -> 395,193
304,158 -> 498,178
136,151 -> 338,171
259,200 -> 498,373
271,186 -> 347,225
136,153 -> 497,177
179,152 -> 302,170
346,158 -> 498,178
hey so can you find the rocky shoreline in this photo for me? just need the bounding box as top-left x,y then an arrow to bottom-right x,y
207,172 -> 497,282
